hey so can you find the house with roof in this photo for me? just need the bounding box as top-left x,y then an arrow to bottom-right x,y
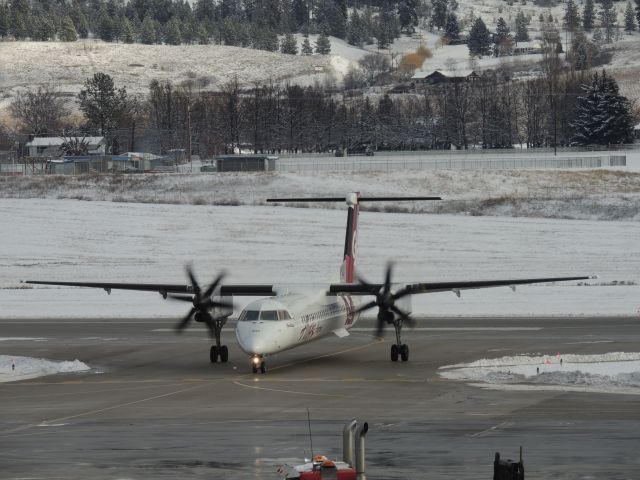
25,137 -> 107,157
412,69 -> 480,85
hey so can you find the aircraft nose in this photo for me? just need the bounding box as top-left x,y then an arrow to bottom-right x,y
236,324 -> 267,354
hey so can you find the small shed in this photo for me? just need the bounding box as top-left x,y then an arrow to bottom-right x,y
513,41 -> 543,55
412,69 -> 480,85
25,137 -> 107,157
215,154 -> 278,172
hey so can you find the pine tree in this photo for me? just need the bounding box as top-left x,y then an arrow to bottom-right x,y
592,26 -> 604,44
443,13 -> 460,41
431,0 -> 448,30
494,17 -> 513,56
121,17 -> 135,43
165,17 -> 182,45
571,70 -> 634,145
292,0 -> 309,31
515,11 -> 529,41
625,2 -> 637,31
280,33 -> 298,54
301,35 -> 313,54
636,0 -> 640,29
468,17 -> 492,57
583,0 -> 594,31
60,15 -> 78,41
197,23 -> 209,44
0,5 -> 9,38
10,11 -> 28,39
140,13 -> 156,44
398,0 -> 418,33
599,0 -> 617,43
78,72 -> 128,136
564,0 -> 580,31
315,32 -> 331,54
570,28 -> 597,70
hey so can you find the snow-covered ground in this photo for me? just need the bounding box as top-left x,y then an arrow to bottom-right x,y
440,352 -> 640,395
2,160 -> 640,220
0,354 -> 90,383
0,198 -> 638,318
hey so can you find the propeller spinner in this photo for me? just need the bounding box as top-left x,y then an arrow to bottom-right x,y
168,266 -> 232,338
355,263 -> 415,338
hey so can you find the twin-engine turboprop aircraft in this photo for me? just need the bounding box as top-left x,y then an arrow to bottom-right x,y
27,193 -> 588,373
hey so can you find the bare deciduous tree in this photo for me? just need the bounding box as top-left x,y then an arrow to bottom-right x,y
10,86 -> 69,135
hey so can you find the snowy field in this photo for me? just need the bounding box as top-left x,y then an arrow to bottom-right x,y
440,352 -> 640,395
2,154 -> 640,221
0,198 -> 638,319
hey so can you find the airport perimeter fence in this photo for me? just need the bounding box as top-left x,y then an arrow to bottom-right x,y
276,154 -> 627,174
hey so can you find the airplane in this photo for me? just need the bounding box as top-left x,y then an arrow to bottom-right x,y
26,193 -> 589,373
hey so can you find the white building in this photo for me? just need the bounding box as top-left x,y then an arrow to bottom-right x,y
25,137 -> 107,157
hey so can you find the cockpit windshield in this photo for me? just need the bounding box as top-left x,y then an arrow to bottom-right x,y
239,309 -> 292,321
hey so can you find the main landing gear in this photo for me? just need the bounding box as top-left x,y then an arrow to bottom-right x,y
207,314 -> 230,363
252,356 -> 266,374
389,317 -> 409,362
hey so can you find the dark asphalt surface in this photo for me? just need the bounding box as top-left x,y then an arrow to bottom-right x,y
1,316 -> 640,479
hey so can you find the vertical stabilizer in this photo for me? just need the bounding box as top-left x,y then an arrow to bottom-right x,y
341,193 -> 360,283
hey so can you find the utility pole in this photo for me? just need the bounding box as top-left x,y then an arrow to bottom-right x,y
187,102 -> 192,172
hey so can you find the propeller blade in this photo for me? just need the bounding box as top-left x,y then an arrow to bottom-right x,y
375,313 -> 385,338
356,274 -> 378,294
175,307 -> 196,332
186,265 -> 200,296
383,263 -> 393,296
167,294 -> 195,303
355,300 -> 378,314
203,271 -> 226,298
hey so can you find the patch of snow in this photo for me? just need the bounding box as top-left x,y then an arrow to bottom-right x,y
0,355 -> 90,383
439,352 -> 640,394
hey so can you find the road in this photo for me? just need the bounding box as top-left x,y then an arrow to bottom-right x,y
1,316 -> 640,479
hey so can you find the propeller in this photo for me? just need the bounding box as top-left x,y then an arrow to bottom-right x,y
167,265 -> 232,337
355,263 -> 415,338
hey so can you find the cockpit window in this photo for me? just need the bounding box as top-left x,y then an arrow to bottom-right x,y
260,310 -> 278,321
243,310 -> 260,321
278,310 -> 291,320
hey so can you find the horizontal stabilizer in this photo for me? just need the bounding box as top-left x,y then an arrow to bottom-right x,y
267,196 -> 441,203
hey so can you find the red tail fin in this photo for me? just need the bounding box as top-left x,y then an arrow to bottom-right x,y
340,193 -> 360,283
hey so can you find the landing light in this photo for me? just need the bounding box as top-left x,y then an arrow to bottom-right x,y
252,356 -> 261,364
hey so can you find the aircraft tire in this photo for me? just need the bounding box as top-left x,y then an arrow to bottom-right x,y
252,363 -> 258,374
220,345 -> 229,363
260,361 -> 266,374
400,344 -> 409,362
210,346 -> 219,363
391,344 -> 399,362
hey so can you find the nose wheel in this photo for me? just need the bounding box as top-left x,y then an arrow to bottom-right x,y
210,345 -> 229,363
252,356 -> 266,374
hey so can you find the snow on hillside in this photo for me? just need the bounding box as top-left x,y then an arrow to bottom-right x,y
0,40 -> 333,110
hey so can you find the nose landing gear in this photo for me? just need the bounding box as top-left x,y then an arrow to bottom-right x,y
252,356 -> 266,374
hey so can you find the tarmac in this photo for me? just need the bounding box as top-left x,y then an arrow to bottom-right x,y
1,315 -> 640,479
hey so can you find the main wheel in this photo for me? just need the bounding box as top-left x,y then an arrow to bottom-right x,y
210,346 -> 219,363
400,344 -> 409,362
391,344 -> 399,362
260,361 -> 266,374
252,363 -> 258,374
219,345 -> 229,363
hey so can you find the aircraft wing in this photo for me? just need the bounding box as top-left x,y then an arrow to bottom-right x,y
25,280 -> 275,297
328,276 -> 589,295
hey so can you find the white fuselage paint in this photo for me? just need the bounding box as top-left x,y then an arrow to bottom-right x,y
235,290 -> 361,357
